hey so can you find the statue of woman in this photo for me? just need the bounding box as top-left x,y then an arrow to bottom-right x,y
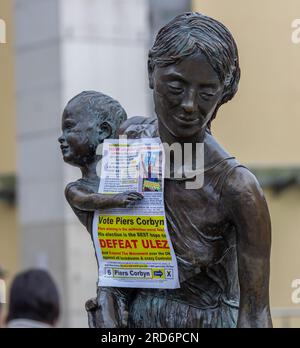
120,12 -> 272,328
60,12 -> 272,328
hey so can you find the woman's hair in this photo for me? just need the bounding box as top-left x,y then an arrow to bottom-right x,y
67,91 -> 127,138
6,269 -> 60,325
148,12 -> 240,126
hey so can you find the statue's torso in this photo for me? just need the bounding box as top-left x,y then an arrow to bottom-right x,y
66,119 -> 245,327
127,156 -> 241,328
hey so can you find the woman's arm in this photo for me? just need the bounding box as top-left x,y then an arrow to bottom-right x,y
222,167 -> 272,328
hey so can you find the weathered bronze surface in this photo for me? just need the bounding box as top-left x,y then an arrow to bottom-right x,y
59,12 -> 272,328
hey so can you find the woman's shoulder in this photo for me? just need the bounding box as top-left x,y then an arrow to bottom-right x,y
223,166 -> 263,199
204,132 -> 262,198
204,130 -> 234,163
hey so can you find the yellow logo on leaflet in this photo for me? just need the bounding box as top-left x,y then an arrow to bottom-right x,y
152,269 -> 165,279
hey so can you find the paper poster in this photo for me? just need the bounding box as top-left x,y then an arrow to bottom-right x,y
92,138 -> 180,289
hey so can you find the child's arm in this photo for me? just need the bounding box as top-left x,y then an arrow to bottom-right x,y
65,184 -> 143,211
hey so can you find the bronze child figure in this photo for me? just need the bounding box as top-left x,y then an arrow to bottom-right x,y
58,91 -> 143,327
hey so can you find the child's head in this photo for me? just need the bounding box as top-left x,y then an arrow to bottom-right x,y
59,91 -> 127,167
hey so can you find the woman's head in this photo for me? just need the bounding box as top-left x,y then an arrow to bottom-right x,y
148,12 -> 240,136
59,91 -> 127,167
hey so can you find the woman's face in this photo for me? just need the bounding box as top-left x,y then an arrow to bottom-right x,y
58,104 -> 99,167
151,52 -> 224,139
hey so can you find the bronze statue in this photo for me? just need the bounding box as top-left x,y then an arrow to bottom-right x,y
58,91 -> 144,327
119,12 -> 272,328
59,12 -> 272,328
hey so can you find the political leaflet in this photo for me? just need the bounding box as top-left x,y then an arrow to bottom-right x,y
92,137 -> 180,289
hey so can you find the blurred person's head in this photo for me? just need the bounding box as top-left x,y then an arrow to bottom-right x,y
6,269 -> 60,328
58,91 -> 127,167
148,12 -> 240,138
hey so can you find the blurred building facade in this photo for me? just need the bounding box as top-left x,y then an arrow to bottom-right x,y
1,0 -> 300,327
0,0 -> 19,303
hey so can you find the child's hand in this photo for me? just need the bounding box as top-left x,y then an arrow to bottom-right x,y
112,191 -> 144,208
